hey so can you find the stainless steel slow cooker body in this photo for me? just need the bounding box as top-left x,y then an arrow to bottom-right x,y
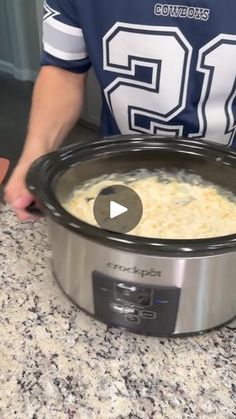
27,135 -> 236,337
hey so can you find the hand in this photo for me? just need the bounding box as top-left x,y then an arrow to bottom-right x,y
4,162 -> 41,221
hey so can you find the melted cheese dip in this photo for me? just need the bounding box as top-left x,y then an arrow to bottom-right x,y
62,169 -> 236,239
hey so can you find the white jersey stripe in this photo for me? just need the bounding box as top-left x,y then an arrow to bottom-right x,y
44,20 -> 87,55
46,15 -> 84,37
43,42 -> 88,61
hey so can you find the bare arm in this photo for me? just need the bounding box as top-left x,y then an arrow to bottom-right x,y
19,66 -> 87,163
4,66 -> 87,220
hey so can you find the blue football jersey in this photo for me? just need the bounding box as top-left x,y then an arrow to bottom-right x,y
42,0 -> 236,147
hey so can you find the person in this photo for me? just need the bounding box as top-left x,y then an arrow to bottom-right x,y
5,0 -> 236,220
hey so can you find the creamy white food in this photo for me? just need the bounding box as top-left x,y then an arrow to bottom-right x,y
62,169 -> 236,239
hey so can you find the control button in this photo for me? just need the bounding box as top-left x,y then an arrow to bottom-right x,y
125,313 -> 140,324
140,310 -> 157,320
117,283 -> 137,292
100,287 -> 109,293
110,303 -> 137,315
154,299 -> 169,304
110,303 -> 124,313
93,185 -> 143,234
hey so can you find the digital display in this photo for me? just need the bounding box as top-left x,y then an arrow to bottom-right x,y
115,284 -> 152,306
136,290 -> 152,306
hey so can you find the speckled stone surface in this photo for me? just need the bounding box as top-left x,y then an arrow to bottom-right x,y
0,203 -> 235,419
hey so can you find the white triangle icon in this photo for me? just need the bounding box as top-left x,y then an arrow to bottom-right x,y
110,201 -> 128,219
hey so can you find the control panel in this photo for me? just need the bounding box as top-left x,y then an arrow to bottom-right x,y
93,271 -> 180,336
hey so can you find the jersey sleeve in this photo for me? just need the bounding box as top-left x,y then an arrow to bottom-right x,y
42,0 -> 91,73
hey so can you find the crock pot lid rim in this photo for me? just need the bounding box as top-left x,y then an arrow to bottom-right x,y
58,135 -> 236,155
59,137 -> 236,161
28,136 -> 236,187
37,136 -> 236,168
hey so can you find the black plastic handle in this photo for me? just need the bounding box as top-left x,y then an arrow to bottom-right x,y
26,152 -> 56,217
26,202 -> 44,217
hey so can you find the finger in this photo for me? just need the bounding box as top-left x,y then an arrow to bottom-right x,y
12,195 -> 33,209
15,208 -> 41,222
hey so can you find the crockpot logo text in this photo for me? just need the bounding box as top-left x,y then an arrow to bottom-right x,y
107,262 -> 162,278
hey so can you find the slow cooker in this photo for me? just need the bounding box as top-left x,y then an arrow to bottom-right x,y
26,135 -> 236,337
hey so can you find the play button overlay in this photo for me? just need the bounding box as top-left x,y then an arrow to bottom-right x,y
93,185 -> 143,234
110,201 -> 128,219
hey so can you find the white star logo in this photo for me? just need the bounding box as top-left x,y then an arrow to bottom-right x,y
43,2 -> 60,21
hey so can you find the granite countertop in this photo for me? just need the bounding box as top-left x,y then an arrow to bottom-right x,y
0,203 -> 235,419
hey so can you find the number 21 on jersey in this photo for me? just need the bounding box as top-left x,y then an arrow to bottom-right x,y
103,23 -> 236,145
